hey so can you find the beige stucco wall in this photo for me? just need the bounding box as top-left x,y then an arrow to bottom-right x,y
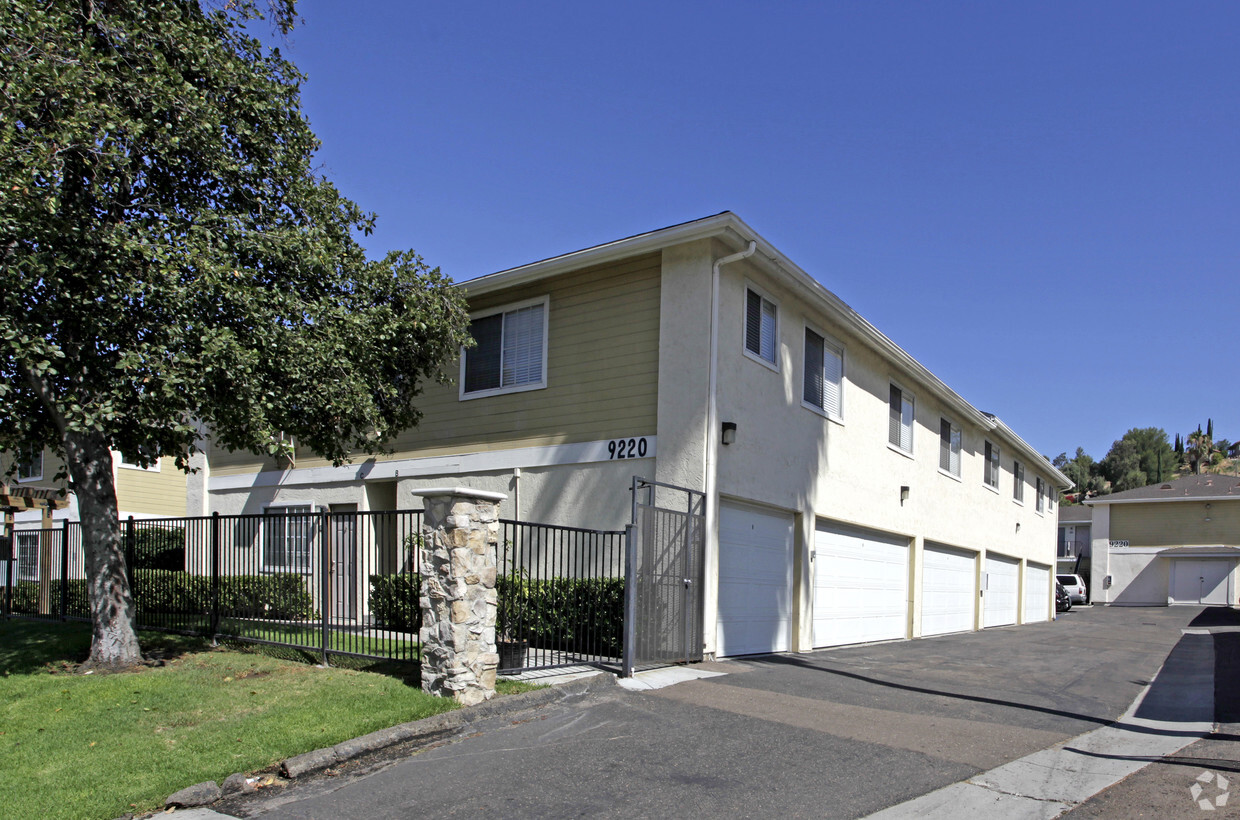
701,250 -> 1060,651
208,253 -> 663,477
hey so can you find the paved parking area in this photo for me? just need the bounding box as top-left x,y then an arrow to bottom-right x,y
219,606 -> 1225,819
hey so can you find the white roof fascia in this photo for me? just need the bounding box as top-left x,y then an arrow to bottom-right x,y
1086,494 -> 1240,506
463,212 -> 743,297
986,416 -> 1073,489
460,211 -> 1063,485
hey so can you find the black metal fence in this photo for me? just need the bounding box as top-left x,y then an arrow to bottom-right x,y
2,511 -> 627,674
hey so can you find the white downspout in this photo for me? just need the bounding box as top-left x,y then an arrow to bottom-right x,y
703,240 -> 756,658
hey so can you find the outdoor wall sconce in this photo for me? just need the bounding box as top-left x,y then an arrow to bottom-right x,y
721,422 -> 737,445
1016,522 -> 1021,533
1205,502 -> 1212,522
900,485 -> 910,506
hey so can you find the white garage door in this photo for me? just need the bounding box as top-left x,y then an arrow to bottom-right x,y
814,522 -> 909,647
717,501 -> 794,656
983,554 -> 1020,628
921,543 -> 976,636
1023,562 -> 1051,623
1170,560 -> 1233,605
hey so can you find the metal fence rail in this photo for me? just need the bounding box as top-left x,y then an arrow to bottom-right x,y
497,519 -> 626,673
3,511 -> 627,676
2,511 -> 424,666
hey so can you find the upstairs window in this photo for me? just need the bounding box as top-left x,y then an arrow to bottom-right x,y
803,327 -> 843,419
939,419 -> 961,476
744,288 -> 778,366
888,384 -> 914,452
984,441 -> 1000,488
1013,460 -> 1025,502
461,298 -> 547,398
15,445 -> 42,482
1036,477 -> 1046,512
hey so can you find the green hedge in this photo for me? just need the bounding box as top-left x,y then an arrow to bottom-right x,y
497,575 -> 624,657
368,573 -> 421,633
6,571 -> 315,622
129,526 -> 186,571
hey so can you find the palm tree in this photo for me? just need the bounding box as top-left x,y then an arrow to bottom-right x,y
1187,430 -> 1217,475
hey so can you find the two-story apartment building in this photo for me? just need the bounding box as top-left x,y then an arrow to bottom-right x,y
190,212 -> 1070,658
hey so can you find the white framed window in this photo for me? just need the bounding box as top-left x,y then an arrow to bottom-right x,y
939,418 -> 961,477
888,383 -> 914,453
1013,460 -> 1025,503
1036,477 -> 1046,513
262,505 -> 314,573
15,531 -> 39,581
15,445 -> 42,482
984,441 -> 1000,488
118,449 -> 160,472
744,285 -> 779,368
460,296 -> 548,399
802,325 -> 844,420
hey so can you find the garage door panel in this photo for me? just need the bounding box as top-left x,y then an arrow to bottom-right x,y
814,523 -> 909,647
1170,560 -> 1232,605
1023,563 -> 1050,624
717,502 -> 793,657
921,544 -> 976,636
984,554 -> 1020,628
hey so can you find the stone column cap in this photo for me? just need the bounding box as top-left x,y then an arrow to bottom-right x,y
411,487 -> 508,502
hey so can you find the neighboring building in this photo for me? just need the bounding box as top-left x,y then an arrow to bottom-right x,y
1057,504 -> 1092,577
188,212 -> 1069,657
2,446 -> 186,586
1088,474 -> 1240,606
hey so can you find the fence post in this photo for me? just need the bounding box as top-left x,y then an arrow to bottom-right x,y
412,487 -> 507,706
3,512 -> 12,618
622,523 -> 637,678
59,519 -> 70,621
210,512 -> 220,645
320,508 -> 331,667
125,516 -> 136,617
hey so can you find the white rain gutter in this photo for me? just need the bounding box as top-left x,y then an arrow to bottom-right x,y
703,241 -> 757,646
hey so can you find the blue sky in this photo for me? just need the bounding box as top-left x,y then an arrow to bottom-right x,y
258,1 -> 1239,464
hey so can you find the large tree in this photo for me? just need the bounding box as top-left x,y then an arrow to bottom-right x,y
1,1 -> 469,665
1099,428 -> 1177,491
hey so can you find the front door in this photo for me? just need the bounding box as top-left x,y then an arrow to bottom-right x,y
329,504 -> 358,621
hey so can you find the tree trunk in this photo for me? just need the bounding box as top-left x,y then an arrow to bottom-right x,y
64,430 -> 142,666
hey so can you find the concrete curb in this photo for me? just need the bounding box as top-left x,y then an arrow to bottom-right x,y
280,671 -> 617,779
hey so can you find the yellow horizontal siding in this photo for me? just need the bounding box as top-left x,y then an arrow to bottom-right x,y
1111,501 -> 1240,547
115,458 -> 187,517
209,253 -> 662,476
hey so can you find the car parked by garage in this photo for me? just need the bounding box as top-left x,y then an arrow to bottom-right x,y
1057,573 -> 1088,604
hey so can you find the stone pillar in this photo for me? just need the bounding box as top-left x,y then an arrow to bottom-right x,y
413,487 -> 507,706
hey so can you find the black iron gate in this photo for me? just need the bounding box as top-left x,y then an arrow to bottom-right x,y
623,477 -> 705,676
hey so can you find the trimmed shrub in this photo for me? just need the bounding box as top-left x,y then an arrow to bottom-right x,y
129,527 -> 186,571
369,573 -> 421,632
497,574 -> 624,657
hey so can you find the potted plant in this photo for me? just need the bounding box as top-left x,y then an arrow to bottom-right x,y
495,566 -> 530,670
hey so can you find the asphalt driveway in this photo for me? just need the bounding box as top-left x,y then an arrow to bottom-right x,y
219,606 -> 1222,819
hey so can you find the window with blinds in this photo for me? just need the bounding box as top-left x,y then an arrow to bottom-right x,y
984,441 -> 1000,487
1036,477 -> 1046,512
1013,460 -> 1025,502
889,384 -> 914,452
745,288 -> 777,365
939,418 -> 961,476
803,327 -> 843,419
462,298 -> 547,397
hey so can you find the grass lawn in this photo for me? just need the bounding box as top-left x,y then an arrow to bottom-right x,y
0,619 -> 538,820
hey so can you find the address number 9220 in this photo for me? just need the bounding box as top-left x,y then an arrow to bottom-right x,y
607,437 -> 649,460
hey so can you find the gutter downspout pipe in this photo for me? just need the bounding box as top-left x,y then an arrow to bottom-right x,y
704,240 -> 756,657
